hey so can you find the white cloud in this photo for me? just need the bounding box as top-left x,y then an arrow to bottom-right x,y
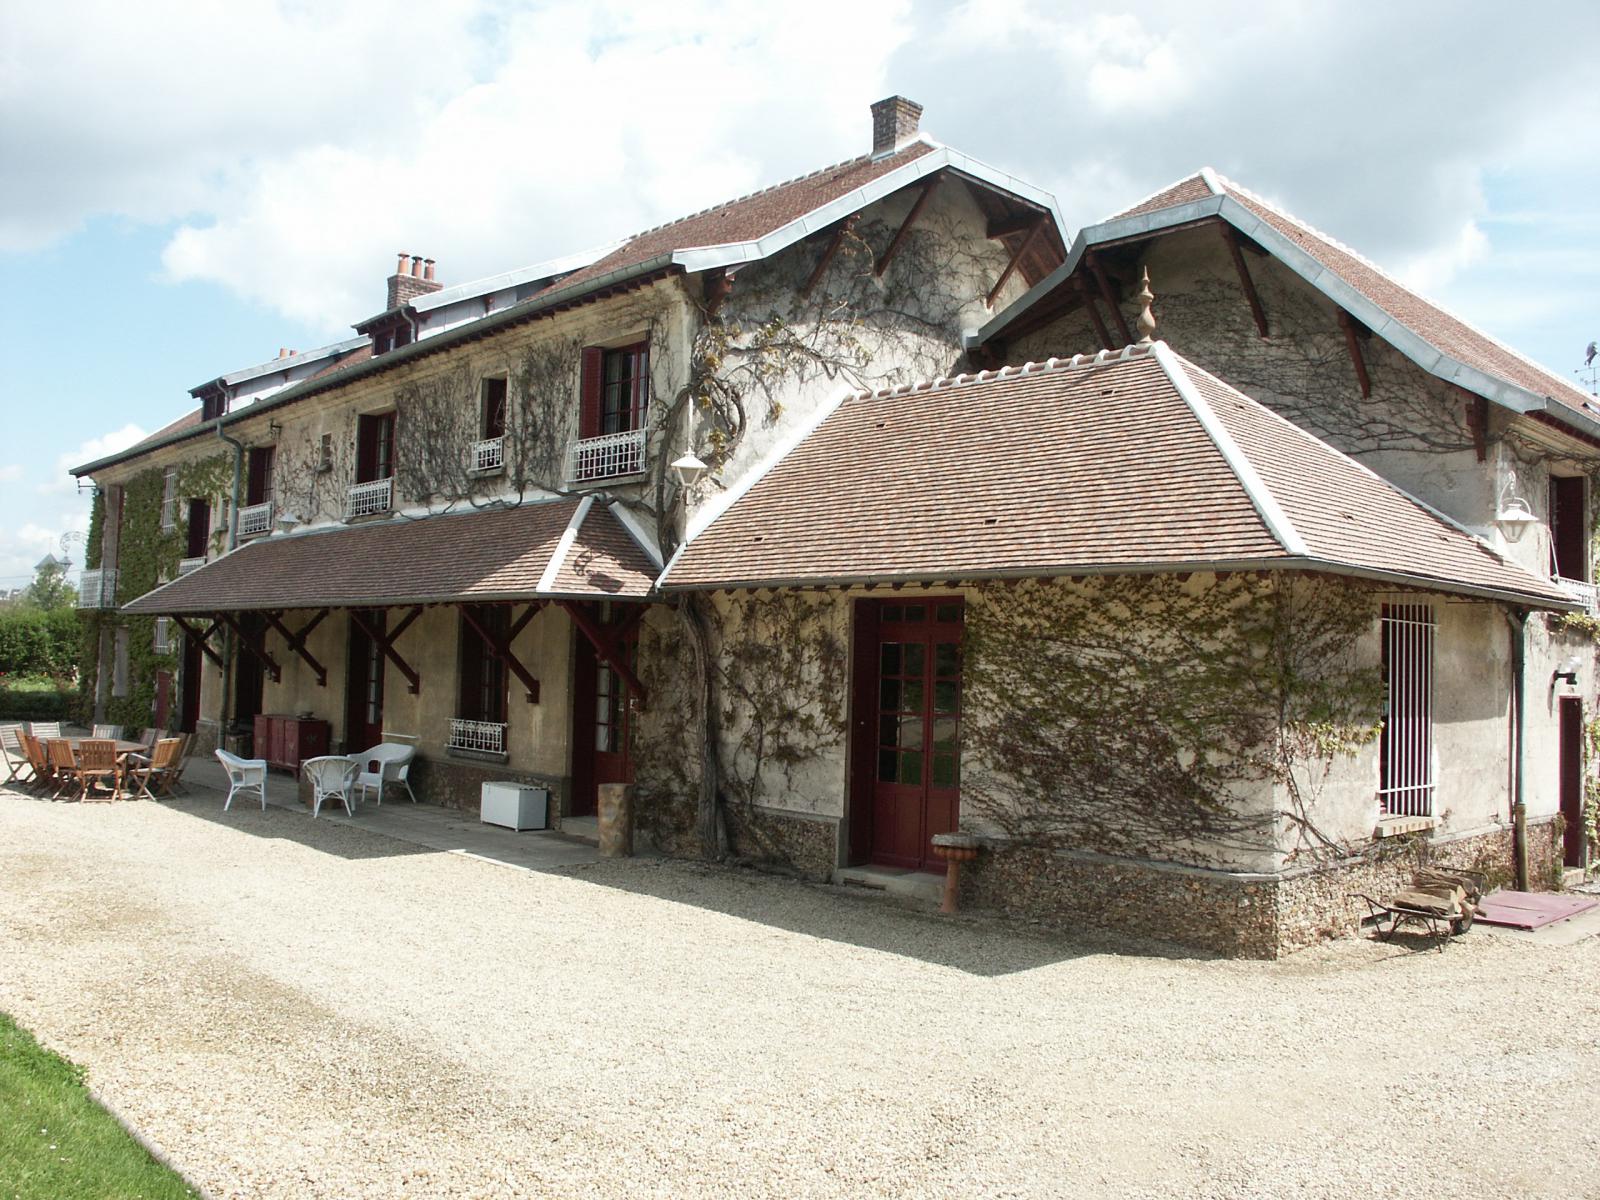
0,465 -> 22,484
38,425 -> 150,497
1394,220 -> 1491,294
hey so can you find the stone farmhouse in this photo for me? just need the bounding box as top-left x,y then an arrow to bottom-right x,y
72,100 -> 1595,956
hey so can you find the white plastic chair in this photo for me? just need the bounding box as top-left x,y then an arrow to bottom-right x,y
215,749 -> 268,811
304,755 -> 360,819
349,742 -> 418,806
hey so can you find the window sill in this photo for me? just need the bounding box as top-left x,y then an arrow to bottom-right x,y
446,746 -> 509,765
564,470 -> 650,492
1374,814 -> 1438,839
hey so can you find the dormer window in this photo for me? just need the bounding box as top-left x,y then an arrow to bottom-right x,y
198,385 -> 228,421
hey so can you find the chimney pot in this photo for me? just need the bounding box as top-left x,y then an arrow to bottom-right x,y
385,251 -> 445,311
395,252 -> 410,274
424,258 -> 436,282
410,255 -> 423,277
870,96 -> 924,159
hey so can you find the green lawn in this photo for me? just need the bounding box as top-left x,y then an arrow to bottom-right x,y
0,1013 -> 195,1200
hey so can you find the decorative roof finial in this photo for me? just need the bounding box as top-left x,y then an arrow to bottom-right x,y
1136,267 -> 1157,345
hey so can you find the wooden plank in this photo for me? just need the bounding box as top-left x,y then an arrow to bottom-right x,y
262,609 -> 329,687
986,216 -> 1045,309
460,603 -> 542,704
1337,308 -> 1372,398
559,600 -> 648,708
1220,224 -> 1269,338
803,215 -> 860,299
1077,275 -> 1114,349
352,607 -> 421,694
1087,251 -> 1133,345
169,615 -> 224,670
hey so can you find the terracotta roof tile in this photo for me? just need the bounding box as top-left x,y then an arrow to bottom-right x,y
122,500 -> 655,615
665,345 -> 1571,608
1110,173 -> 1214,219
551,142 -> 940,295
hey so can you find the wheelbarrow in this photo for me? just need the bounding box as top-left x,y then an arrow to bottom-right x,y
1350,867 -> 1488,951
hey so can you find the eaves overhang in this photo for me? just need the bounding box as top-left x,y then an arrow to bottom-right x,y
973,195 -> 1600,444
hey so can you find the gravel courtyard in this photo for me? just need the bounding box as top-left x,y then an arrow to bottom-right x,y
2,789 -> 1597,1200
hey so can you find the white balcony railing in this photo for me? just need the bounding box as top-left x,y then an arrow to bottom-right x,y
470,436 -> 505,474
178,556 -> 206,576
238,501 -> 273,538
346,477 -> 393,519
447,718 -> 506,755
567,428 -> 646,483
1556,576 -> 1599,615
77,567 -> 118,609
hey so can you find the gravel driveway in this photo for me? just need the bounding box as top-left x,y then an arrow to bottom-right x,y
2,788 -> 1598,1199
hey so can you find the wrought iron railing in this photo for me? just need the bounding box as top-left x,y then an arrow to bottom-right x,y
77,567 -> 118,609
346,477 -> 393,519
238,501 -> 273,538
471,436 -> 505,474
1556,576 -> 1599,616
447,718 -> 506,755
178,556 -> 206,576
567,428 -> 646,482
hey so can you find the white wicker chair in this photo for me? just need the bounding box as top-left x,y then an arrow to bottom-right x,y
304,756 -> 360,819
349,742 -> 418,806
215,749 -> 268,811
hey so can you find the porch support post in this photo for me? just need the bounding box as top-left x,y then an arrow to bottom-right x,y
875,179 -> 939,277
1220,224 -> 1270,338
261,609 -> 330,687
1337,308 -> 1372,398
169,615 -> 225,669
558,600 -> 649,709
1087,251 -> 1134,345
216,612 -> 282,682
987,215 -> 1045,309
803,213 -> 860,299
459,602 -> 544,704
352,606 -> 422,694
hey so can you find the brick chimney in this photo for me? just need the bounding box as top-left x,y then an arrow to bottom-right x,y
386,252 -> 443,311
870,96 -> 923,159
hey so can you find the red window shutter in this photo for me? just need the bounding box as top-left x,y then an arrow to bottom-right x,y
356,415 -> 376,483
579,347 -> 604,439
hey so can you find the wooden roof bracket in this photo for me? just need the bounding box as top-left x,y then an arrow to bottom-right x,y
459,602 -> 544,704
216,613 -> 282,683
1219,224 -> 1269,338
702,267 -> 734,318
559,600 -> 648,710
876,178 -> 940,277
987,215 -> 1046,309
1086,251 -> 1134,345
352,606 -> 422,694
262,608 -> 329,687
803,213 -> 860,299
169,615 -> 225,670
1336,308 -> 1372,398
1076,274 -> 1114,349
1460,388 -> 1490,462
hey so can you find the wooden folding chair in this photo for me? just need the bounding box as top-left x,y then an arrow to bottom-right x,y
74,739 -> 122,802
163,733 -> 195,795
45,739 -> 79,800
0,724 -> 32,786
128,738 -> 182,800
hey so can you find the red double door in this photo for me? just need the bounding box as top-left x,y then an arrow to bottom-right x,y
850,598 -> 964,872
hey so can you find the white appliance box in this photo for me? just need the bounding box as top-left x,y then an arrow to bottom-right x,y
479,782 -> 548,831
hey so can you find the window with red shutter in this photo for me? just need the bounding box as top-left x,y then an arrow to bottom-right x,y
356,413 -> 396,484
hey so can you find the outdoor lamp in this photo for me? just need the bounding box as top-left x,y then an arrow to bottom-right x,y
1554,656 -> 1582,686
1494,496 -> 1536,543
670,453 -> 709,488
275,511 -> 302,529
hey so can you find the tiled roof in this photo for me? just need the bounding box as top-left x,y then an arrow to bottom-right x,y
1104,171 -> 1593,418
662,343 -> 1572,608
549,142 -> 941,295
122,499 -> 656,615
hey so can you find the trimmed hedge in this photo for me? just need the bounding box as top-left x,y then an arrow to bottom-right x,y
0,685 -> 74,723
0,609 -> 79,678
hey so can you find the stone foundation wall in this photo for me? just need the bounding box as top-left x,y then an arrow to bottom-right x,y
959,818 -> 1564,959
721,804 -> 839,880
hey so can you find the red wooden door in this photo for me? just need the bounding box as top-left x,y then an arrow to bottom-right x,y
867,599 -> 963,871
570,608 -> 636,817
179,633 -> 203,733
1559,697 -> 1585,868
345,611 -> 385,751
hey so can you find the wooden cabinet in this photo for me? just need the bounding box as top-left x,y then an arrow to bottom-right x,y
253,714 -> 331,776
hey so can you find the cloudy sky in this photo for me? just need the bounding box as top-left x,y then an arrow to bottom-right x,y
1,0 -> 1596,591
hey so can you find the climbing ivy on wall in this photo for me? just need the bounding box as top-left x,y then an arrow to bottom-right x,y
963,573 -> 1383,867
76,453 -> 231,729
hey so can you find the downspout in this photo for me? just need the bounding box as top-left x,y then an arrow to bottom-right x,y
216,419 -> 246,745
1506,606 -> 1529,891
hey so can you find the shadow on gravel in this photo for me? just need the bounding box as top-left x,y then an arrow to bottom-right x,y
561,857 -> 1212,976
154,792 -> 435,861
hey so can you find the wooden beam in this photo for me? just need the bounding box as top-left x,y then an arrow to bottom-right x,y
262,609 -> 329,687
802,214 -> 860,299
875,179 -> 939,277
351,606 -> 422,694
459,603 -> 543,704
1219,224 -> 1269,338
559,600 -> 648,709
1087,251 -> 1133,345
1336,308 -> 1372,398
985,211 -> 1042,240
1076,275 -> 1114,349
1461,389 -> 1490,462
702,267 -> 733,318
216,613 -> 281,683
987,216 -> 1045,309
170,615 -> 224,669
